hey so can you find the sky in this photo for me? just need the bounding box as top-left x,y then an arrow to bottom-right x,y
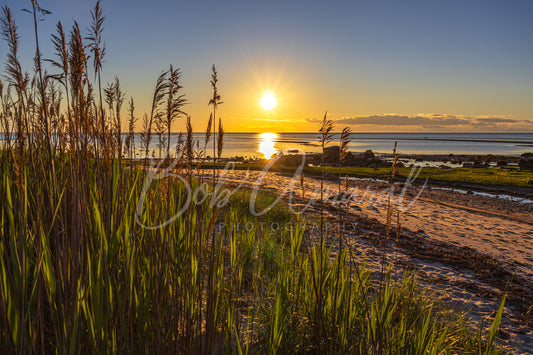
2,0 -> 533,133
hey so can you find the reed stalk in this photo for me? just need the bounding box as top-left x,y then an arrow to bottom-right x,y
87,0 -> 106,150
209,65 -> 222,183
165,65 -> 186,155
125,97 -> 137,159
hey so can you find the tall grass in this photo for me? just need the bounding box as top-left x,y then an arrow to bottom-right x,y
87,0 -> 106,149
0,2 -> 507,353
209,64 -> 222,182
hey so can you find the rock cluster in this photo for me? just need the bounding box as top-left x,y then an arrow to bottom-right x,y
306,146 -> 391,168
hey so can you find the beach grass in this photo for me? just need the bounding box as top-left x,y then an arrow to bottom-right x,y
0,160 -> 503,352
318,166 -> 533,188
204,162 -> 533,188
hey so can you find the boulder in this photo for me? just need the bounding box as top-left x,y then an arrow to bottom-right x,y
496,160 -> 507,167
472,161 -> 484,168
278,154 -> 305,167
323,146 -> 340,164
362,149 -> 375,161
306,154 -> 321,166
519,154 -> 533,171
348,149 -> 375,163
341,149 -> 380,167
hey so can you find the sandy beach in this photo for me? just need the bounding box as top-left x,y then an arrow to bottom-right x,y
201,168 -> 533,353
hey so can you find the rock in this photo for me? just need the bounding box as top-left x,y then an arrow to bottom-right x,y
342,149 -> 381,167
485,154 -> 495,162
519,154 -> 533,171
323,146 -> 340,164
439,165 -> 451,169
362,149 -> 375,161
472,160 -> 484,168
351,149 -> 375,162
278,154 -> 305,166
496,160 -> 507,167
306,154 -> 321,166
462,162 -> 473,168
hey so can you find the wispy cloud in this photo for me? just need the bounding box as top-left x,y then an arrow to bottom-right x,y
306,113 -> 533,131
251,118 -> 300,122
475,117 -> 518,123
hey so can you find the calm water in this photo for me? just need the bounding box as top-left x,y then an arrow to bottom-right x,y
3,132 -> 532,158
129,132 -> 533,159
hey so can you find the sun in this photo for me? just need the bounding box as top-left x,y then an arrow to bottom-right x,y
260,93 -> 277,110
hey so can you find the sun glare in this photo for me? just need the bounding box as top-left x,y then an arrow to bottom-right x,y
260,93 -> 277,110
258,132 -> 278,159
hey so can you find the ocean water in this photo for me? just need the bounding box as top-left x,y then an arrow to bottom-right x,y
2,132 -> 532,159
125,132 -> 533,159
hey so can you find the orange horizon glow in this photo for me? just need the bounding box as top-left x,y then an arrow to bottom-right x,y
126,64 -> 533,134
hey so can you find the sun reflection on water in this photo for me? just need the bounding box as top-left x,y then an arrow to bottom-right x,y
258,132 -> 278,159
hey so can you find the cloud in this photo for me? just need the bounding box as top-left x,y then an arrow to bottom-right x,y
308,114 -> 471,126
475,117 -> 518,123
305,114 -> 533,130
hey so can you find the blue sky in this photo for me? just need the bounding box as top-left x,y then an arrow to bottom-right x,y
2,0 -> 533,132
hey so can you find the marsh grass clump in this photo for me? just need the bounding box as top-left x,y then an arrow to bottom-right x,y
0,3 -> 507,354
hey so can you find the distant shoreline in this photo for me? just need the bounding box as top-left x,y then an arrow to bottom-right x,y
3,132 -> 532,157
